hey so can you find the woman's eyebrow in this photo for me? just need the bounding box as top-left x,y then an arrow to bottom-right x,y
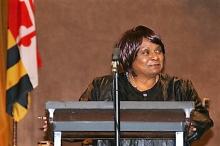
139,46 -> 150,50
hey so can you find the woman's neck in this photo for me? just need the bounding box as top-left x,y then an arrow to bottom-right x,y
128,73 -> 159,91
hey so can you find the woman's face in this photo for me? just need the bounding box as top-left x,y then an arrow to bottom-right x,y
132,38 -> 164,77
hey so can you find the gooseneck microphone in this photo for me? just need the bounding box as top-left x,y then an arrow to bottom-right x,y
111,48 -> 120,146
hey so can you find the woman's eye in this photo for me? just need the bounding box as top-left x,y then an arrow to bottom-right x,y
141,50 -> 149,55
155,49 -> 162,54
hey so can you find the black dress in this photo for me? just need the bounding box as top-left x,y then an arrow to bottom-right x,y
80,73 -> 213,146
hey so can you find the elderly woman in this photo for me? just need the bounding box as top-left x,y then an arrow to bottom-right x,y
80,25 -> 213,146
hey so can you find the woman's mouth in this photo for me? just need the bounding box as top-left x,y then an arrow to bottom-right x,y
148,63 -> 160,67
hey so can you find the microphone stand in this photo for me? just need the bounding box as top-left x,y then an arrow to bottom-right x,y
112,48 -> 120,146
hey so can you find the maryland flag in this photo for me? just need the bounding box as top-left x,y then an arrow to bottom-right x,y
6,0 -> 40,122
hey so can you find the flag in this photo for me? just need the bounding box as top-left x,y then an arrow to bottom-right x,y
6,0 -> 40,122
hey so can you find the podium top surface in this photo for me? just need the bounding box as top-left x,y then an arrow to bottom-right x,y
46,101 -> 194,110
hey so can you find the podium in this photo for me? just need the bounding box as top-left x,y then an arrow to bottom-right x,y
45,101 -> 194,146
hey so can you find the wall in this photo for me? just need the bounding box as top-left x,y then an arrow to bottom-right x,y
17,0 -> 220,146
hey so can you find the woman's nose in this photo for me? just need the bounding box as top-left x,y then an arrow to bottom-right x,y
149,52 -> 159,60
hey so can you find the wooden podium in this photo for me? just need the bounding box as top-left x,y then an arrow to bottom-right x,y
45,101 -> 194,146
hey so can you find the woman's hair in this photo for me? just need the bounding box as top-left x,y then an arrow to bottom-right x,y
115,25 -> 165,72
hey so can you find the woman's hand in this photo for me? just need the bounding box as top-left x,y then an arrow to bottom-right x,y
38,116 -> 48,132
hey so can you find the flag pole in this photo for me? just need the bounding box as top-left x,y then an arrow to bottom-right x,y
13,120 -> 17,146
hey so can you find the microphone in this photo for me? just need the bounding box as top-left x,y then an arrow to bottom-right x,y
112,48 -> 120,61
112,48 -> 120,72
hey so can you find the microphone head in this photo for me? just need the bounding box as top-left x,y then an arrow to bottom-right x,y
112,48 -> 120,61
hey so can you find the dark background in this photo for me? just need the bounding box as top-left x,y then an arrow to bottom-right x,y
18,0 -> 220,146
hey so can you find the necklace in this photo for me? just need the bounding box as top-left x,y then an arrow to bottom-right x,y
127,73 -> 159,92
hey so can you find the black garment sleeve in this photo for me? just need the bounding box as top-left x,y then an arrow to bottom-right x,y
174,79 -> 214,143
187,81 -> 213,143
79,81 -> 94,101
79,75 -> 113,101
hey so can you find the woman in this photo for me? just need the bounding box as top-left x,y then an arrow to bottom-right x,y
80,25 -> 213,146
